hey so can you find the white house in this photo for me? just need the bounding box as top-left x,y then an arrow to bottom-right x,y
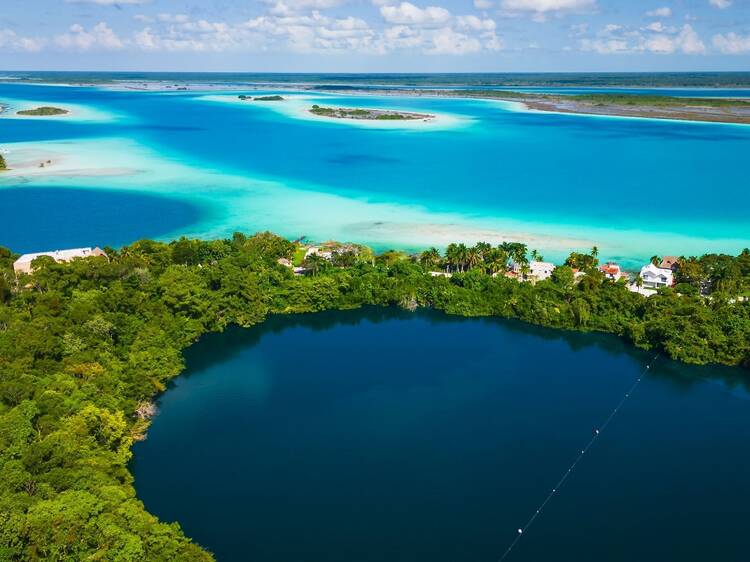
511,261 -> 556,282
639,263 -> 674,289
13,247 -> 107,275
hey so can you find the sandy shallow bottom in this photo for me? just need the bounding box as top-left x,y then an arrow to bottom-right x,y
2,135 -> 748,268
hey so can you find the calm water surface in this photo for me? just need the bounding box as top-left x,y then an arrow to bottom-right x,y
0,187 -> 200,252
2,81 -> 750,263
131,308 -> 750,562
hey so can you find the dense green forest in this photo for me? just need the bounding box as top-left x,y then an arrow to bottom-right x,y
1,233 -> 748,560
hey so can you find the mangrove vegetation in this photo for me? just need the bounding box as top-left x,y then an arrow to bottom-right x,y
0,233 -> 748,560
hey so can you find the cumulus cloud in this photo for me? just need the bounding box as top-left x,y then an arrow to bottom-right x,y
0,29 -> 46,52
580,22 -> 705,55
643,21 -> 670,32
7,0 -> 497,57
473,0 -> 494,8
709,0 -> 732,9
645,7 -> 671,17
380,3 -> 452,26
266,0 -> 347,16
500,0 -> 596,20
713,32 -> 750,53
55,22 -> 124,50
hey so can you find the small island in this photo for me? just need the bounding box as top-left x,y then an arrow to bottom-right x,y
0,153 -> 6,170
238,95 -> 285,101
16,106 -> 69,116
309,104 -> 433,121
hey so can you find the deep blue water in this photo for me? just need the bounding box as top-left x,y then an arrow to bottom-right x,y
0,187 -> 200,253
132,308 -> 750,562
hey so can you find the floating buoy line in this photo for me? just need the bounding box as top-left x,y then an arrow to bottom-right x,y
498,354 -> 659,561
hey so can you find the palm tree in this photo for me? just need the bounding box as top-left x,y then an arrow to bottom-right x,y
420,247 -> 442,270
466,247 -> 482,270
485,248 -> 508,275
304,253 -> 325,276
445,244 -> 459,273
591,246 -> 599,260
474,242 -> 492,260
455,243 -> 469,272
650,255 -> 661,266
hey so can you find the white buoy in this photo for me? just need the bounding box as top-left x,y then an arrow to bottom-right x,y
518,529 -> 523,534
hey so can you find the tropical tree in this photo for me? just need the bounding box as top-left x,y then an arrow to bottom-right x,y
466,247 -> 482,271
419,247 -> 442,270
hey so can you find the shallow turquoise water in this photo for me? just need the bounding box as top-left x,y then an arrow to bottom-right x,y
2,81 -> 749,264
131,309 -> 750,562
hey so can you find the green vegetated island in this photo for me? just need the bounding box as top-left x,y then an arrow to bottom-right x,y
15,106 -> 69,116
311,87 -> 750,124
238,94 -> 284,101
1,232 -> 749,560
309,104 -> 434,121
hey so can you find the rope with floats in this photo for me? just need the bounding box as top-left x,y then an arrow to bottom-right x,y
498,353 -> 659,562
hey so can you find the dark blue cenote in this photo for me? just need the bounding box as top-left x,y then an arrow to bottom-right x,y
131,307 -> 750,562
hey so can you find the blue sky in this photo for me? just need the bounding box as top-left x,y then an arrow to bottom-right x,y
1,0 -> 749,71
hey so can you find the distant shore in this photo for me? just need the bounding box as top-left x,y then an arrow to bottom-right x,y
86,80 -> 750,125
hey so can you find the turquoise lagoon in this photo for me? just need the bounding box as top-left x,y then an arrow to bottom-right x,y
2,81 -> 750,266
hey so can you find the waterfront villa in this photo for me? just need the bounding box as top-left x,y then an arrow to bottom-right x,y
13,247 -> 108,275
639,263 -> 674,289
599,263 -> 629,282
511,261 -> 556,282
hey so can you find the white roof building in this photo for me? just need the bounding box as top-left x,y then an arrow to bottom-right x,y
13,247 -> 107,275
511,261 -> 556,282
639,263 -> 674,290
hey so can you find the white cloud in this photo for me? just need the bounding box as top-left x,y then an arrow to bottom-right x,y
580,22 -> 704,55
675,24 -> 705,53
425,27 -> 482,54
0,29 -> 45,52
709,0 -> 732,9
473,0 -> 494,8
16,0 -> 501,57
500,0 -> 596,19
643,21 -> 667,32
713,32 -> 750,53
266,0 -> 347,16
380,3 -> 451,26
55,22 -> 124,50
645,7 -> 671,17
